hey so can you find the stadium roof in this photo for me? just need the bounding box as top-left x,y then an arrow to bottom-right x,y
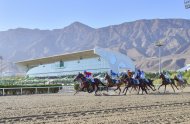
16,49 -> 98,70
16,47 -> 135,73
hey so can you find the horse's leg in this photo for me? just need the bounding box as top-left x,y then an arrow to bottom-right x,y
74,90 -> 78,95
92,84 -> 95,91
148,84 -> 155,91
158,84 -> 163,91
96,84 -> 99,95
74,86 -> 80,95
183,80 -> 187,88
129,86 -> 133,93
151,84 -> 156,91
138,85 -> 141,94
94,85 -> 98,95
124,86 -> 129,95
170,84 -> 175,93
118,87 -> 121,95
142,86 -> 148,94
106,85 -> 109,92
173,82 -> 179,90
145,85 -> 150,91
164,85 -> 166,93
87,84 -> 91,93
141,86 -> 144,94
122,86 -> 127,93
180,81 -> 184,89
114,86 -> 119,92
141,85 -> 147,95
145,87 -> 148,94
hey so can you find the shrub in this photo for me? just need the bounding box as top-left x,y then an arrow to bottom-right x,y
74,83 -> 80,91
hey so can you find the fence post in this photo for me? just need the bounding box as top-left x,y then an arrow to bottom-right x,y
48,87 -> 50,94
21,88 -> 22,95
3,88 -> 4,96
35,88 -> 37,94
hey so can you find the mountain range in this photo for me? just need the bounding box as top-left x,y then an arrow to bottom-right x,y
0,19 -> 190,74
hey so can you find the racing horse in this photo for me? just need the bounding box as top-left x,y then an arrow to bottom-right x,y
120,73 -> 138,94
158,73 -> 179,93
173,75 -> 187,90
122,74 -> 148,95
73,72 -> 105,95
143,79 -> 156,92
104,73 -> 124,95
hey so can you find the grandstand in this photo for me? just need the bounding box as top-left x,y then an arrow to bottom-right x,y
16,47 -> 135,77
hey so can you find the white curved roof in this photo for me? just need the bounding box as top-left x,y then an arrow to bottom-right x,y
94,47 -> 135,73
16,47 -> 135,73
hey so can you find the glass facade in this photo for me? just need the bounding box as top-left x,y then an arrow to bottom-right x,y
27,57 -> 110,77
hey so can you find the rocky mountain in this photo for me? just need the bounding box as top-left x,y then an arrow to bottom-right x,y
0,19 -> 190,74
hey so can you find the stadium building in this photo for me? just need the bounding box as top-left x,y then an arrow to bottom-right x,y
16,47 -> 135,77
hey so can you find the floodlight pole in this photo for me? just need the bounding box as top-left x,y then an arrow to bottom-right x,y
0,56 -> 2,82
156,41 -> 164,74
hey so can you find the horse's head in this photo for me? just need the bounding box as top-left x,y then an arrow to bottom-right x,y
74,72 -> 85,82
159,73 -> 165,80
174,75 -> 178,80
104,72 -> 110,80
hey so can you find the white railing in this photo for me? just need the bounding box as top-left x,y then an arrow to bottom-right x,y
59,86 -> 74,93
0,86 -> 63,96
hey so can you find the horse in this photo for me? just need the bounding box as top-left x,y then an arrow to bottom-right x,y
173,75 -> 187,90
121,74 -> 148,95
73,73 -> 105,95
143,79 -> 156,92
158,73 -> 179,93
104,73 -> 124,95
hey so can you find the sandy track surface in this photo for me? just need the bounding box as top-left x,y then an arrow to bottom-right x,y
0,87 -> 190,124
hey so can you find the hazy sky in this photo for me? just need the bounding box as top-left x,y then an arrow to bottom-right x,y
0,0 -> 189,31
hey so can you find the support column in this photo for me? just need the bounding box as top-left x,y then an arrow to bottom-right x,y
3,89 -> 4,96
21,88 -> 23,95
35,88 -> 37,94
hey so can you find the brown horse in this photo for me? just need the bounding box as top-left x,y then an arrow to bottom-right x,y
158,73 -> 179,93
104,73 -> 124,95
122,74 -> 148,95
73,73 -> 105,95
173,75 -> 187,90
144,79 -> 156,91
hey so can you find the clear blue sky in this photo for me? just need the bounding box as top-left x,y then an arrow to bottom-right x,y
0,0 -> 189,31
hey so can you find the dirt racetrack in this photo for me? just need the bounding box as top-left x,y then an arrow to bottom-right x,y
0,87 -> 190,124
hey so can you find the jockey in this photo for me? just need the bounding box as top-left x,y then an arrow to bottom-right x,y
127,70 -> 133,78
136,69 -> 141,79
84,70 -> 95,83
163,71 -> 171,83
140,71 -> 149,83
110,70 -> 119,83
132,70 -> 140,84
110,70 -> 118,78
177,72 -> 184,83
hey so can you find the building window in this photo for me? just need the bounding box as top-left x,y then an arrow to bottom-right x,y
60,60 -> 64,67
